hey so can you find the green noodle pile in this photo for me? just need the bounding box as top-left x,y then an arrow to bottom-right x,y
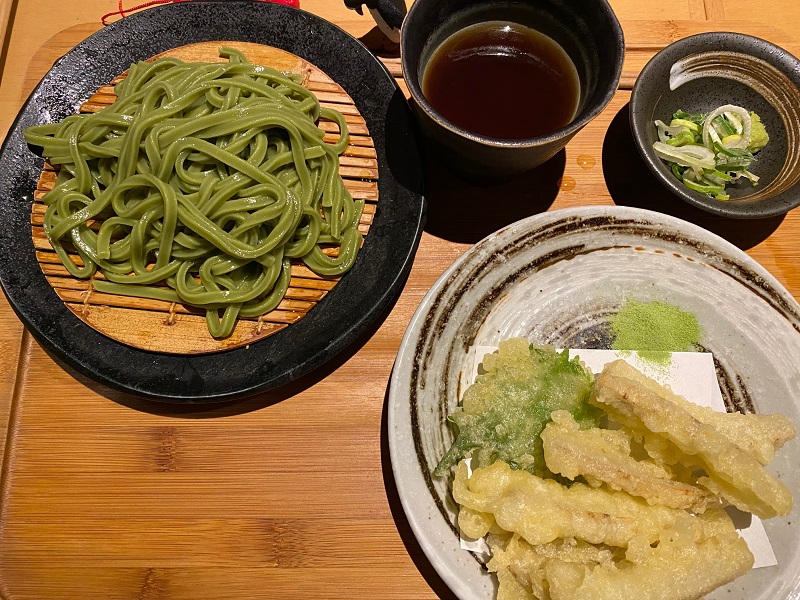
24,48 -> 364,338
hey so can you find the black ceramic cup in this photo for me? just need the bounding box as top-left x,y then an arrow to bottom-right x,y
401,0 -> 624,178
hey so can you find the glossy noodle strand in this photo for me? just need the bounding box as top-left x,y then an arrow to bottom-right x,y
24,48 -> 364,338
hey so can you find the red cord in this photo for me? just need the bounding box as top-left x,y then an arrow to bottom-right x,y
102,0 -> 300,26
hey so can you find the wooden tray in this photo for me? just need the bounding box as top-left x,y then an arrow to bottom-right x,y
31,41 -> 378,354
2,8 -> 800,600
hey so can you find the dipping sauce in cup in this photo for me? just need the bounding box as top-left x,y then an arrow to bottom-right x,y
401,0 -> 624,177
421,21 -> 580,140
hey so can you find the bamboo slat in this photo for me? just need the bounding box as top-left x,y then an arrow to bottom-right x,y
30,41 -> 379,354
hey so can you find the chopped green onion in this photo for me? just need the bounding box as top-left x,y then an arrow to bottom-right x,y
656,120 -> 690,143
724,112 -> 744,135
741,170 -> 761,185
713,114 -> 736,136
704,169 -> 733,183
670,118 -> 700,132
682,177 -> 725,196
702,105 -> 751,150
653,104 -> 768,200
673,109 -> 705,125
666,130 -> 696,147
653,142 -> 715,170
715,150 -> 755,170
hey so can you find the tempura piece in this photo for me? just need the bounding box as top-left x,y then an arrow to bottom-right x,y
487,510 -> 752,600
434,339 -> 599,476
452,460 -> 690,548
544,510 -> 754,600
458,506 -> 496,540
597,359 -> 794,464
591,360 -> 794,518
488,535 -> 617,600
495,565 -> 537,600
542,410 -> 713,511
699,410 -> 795,466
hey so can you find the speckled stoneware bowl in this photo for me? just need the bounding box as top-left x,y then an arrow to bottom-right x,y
630,33 -> 800,218
388,206 -> 800,600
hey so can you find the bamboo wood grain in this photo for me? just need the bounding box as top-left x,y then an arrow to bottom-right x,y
1,518 -> 414,566
30,41 -> 379,354
2,3 -> 800,600
0,0 -> 15,79
0,0 -> 25,524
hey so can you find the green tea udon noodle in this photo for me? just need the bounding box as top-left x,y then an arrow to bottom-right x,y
24,47 -> 363,338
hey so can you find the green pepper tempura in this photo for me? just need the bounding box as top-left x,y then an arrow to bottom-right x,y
434,339 -> 600,477
653,105 -> 769,200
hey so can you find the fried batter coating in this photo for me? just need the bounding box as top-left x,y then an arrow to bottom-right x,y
435,339 -> 599,476
591,360 -> 794,518
443,352 -> 795,599
458,506 -> 495,540
486,509 -> 752,600
599,359 -> 794,463
544,510 -> 754,600
453,461 -> 689,548
542,410 -> 713,511
488,535 -> 617,600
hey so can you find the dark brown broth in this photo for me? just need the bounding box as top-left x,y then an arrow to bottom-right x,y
421,21 -> 580,140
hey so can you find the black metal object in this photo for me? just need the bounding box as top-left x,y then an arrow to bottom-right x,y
344,0 -> 406,41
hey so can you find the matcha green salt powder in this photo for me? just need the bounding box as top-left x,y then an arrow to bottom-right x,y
610,299 -> 701,365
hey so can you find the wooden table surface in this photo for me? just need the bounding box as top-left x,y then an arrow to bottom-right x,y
0,1 -> 798,598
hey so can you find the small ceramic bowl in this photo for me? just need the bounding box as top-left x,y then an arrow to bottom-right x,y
630,33 -> 800,218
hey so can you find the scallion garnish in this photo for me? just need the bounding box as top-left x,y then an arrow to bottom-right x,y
653,105 -> 769,200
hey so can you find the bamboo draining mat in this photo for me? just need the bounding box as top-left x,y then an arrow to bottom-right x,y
2,9 -> 800,600
32,41 -> 378,354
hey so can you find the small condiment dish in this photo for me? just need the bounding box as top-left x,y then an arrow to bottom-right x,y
630,32 -> 800,219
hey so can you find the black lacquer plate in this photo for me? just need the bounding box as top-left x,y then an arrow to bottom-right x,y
0,1 -> 426,402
